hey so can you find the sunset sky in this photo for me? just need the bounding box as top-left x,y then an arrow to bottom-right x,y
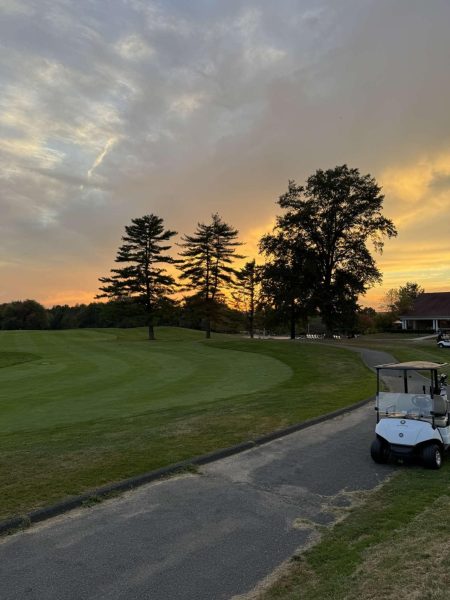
1,0 -> 450,309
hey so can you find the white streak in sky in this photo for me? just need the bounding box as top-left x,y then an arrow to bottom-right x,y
87,137 -> 118,179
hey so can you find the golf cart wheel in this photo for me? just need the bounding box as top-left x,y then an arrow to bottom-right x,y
422,444 -> 443,470
370,438 -> 389,464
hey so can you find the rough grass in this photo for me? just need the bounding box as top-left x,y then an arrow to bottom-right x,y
0,327 -> 374,521
348,494 -> 450,600
254,464 -> 450,600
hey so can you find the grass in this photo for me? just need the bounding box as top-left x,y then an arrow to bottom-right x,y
257,464 -> 450,600
0,327 -> 374,521
0,351 -> 40,369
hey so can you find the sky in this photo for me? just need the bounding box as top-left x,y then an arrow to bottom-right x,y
1,0 -> 450,309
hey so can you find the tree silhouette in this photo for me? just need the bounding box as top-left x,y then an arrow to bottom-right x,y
98,214 -> 177,340
385,282 -> 424,317
178,213 -> 243,338
272,165 -> 397,333
259,233 -> 317,339
232,260 -> 261,338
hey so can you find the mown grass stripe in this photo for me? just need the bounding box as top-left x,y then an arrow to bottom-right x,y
0,327 -> 374,521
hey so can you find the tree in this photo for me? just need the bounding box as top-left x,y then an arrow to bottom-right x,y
100,298 -> 148,328
273,165 -> 397,333
97,214 -> 177,340
48,304 -> 78,329
232,260 -> 261,338
259,233 -> 317,339
0,299 -> 49,330
357,306 -> 377,333
384,282 -> 424,317
178,213 -> 243,338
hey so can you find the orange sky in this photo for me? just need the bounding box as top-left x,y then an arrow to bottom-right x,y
1,1 -> 450,311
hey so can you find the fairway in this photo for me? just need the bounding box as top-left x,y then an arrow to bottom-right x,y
0,327 -> 374,521
0,329 -> 291,433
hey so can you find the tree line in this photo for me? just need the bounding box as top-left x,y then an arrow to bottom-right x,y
0,282 -> 424,335
97,165 -> 396,339
2,165 -> 399,338
0,297 -> 245,332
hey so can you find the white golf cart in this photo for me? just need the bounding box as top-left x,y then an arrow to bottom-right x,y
437,338 -> 450,349
371,361 -> 450,469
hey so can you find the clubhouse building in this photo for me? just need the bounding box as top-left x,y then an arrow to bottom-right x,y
399,292 -> 450,331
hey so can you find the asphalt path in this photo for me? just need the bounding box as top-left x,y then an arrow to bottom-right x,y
1,347 -> 396,600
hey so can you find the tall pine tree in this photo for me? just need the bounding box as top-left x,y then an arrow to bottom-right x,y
178,213 -> 243,338
232,260 -> 261,339
97,214 -> 177,340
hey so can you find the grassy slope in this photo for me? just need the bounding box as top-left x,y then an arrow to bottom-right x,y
0,328 -> 373,520
258,335 -> 450,600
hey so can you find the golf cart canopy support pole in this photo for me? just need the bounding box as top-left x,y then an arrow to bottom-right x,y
433,370 -> 439,395
376,369 -> 380,423
403,370 -> 408,393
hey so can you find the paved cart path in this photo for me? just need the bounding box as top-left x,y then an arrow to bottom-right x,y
1,348 -> 396,600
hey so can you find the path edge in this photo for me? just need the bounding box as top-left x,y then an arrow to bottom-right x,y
0,395 -> 374,537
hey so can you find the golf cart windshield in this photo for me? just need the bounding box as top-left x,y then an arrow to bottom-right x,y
375,361 -> 448,422
377,392 -> 432,419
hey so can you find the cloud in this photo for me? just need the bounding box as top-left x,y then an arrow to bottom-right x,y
115,34 -> 154,61
1,0 -> 450,308
0,0 -> 35,16
169,93 -> 206,117
379,152 -> 450,229
430,173 -> 450,193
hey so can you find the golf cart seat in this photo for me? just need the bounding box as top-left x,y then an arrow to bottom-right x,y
432,396 -> 449,427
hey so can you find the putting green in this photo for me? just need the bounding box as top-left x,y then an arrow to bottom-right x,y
0,328 -> 291,433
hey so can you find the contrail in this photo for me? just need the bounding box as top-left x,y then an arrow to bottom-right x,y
87,137 -> 118,178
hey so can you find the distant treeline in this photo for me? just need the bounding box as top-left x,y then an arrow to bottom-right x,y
0,298 -> 247,333
0,298 -> 403,336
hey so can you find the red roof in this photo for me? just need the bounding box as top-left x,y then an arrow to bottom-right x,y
402,292 -> 450,318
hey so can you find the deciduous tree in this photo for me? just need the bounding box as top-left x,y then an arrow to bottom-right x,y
384,282 -> 424,317
273,165 -> 397,333
0,299 -> 49,330
259,233 -> 317,339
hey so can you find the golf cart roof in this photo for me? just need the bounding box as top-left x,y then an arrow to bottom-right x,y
375,361 -> 447,371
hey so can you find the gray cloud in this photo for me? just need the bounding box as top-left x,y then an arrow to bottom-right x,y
1,0 -> 450,304
430,173 -> 450,192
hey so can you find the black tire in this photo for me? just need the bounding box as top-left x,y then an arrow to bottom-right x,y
370,438 -> 389,464
422,444 -> 443,469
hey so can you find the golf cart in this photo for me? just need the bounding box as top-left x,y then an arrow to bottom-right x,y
371,361 -> 450,469
437,338 -> 450,349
